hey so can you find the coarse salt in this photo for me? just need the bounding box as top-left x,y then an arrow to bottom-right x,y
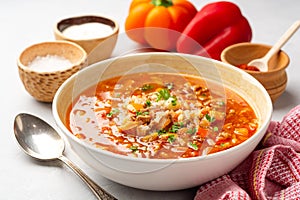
62,22 -> 113,40
27,55 -> 73,72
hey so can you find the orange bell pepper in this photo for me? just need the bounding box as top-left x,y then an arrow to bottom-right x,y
125,0 -> 197,50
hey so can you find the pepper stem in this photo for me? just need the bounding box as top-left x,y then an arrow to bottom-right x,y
151,0 -> 173,7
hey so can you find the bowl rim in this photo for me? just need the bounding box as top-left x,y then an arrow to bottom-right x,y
17,40 -> 88,74
52,52 -> 273,164
53,14 -> 119,42
221,42 -> 290,74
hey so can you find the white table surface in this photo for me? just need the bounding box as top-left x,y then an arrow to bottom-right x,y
1,0 -> 300,199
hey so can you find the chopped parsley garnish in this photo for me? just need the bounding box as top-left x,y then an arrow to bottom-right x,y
157,88 -> 171,101
106,112 -> 113,118
169,122 -> 184,133
205,114 -> 215,122
130,145 -> 138,152
217,100 -> 225,106
106,108 -> 119,118
187,127 -> 197,135
114,93 -> 121,98
136,111 -> 149,116
145,99 -> 151,107
141,84 -> 153,91
158,129 -> 167,135
171,96 -> 177,106
213,126 -> 219,132
167,135 -> 176,143
188,142 -> 198,150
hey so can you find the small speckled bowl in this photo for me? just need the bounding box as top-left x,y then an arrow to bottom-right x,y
221,42 -> 290,103
54,15 -> 119,65
17,41 -> 88,102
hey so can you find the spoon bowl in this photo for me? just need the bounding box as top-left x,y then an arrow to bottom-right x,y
13,113 -> 117,200
14,113 -> 64,160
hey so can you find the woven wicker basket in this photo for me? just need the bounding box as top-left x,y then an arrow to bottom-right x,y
17,41 -> 87,102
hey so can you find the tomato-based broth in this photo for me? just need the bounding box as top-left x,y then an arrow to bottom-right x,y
66,73 -> 258,159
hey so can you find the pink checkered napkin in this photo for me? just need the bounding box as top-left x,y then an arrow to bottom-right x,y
194,105 -> 300,200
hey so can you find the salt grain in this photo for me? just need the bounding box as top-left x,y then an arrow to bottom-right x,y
27,55 -> 73,72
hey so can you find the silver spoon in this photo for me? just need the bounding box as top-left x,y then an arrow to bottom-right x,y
13,113 -> 117,200
248,20 -> 300,72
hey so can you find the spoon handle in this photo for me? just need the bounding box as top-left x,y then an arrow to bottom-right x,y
264,20 -> 300,61
58,155 -> 117,200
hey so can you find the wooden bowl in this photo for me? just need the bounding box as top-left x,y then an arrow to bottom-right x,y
17,41 -> 88,102
54,15 -> 119,65
221,42 -> 290,102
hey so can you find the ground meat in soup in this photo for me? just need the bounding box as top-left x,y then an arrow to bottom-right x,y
66,73 -> 258,159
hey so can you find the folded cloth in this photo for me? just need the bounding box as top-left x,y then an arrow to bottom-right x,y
194,105 -> 300,200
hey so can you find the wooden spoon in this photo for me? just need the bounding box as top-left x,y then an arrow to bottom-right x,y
248,20 -> 300,72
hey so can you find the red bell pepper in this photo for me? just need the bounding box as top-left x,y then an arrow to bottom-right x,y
176,1 -> 252,60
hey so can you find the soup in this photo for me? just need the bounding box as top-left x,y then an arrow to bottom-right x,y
66,73 -> 258,159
